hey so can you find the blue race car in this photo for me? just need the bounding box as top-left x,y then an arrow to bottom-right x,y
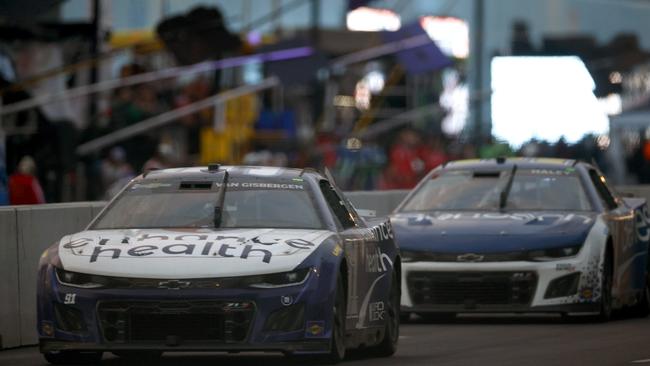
37,165 -> 400,364
392,158 -> 650,321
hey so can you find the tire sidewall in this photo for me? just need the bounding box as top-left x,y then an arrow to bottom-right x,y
384,270 -> 400,351
599,252 -> 614,321
329,275 -> 347,362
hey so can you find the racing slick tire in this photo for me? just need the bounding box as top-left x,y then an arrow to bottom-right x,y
564,250 -> 615,323
112,351 -> 163,361
592,250 -> 614,322
400,312 -> 411,323
370,270 -> 400,357
322,274 -> 347,364
629,271 -> 650,318
43,351 -> 103,365
290,274 -> 347,364
418,312 -> 457,322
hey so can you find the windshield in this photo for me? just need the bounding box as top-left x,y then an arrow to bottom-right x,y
92,179 -> 325,230
399,169 -> 593,212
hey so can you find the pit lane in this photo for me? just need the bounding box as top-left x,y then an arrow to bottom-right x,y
2,314 -> 649,365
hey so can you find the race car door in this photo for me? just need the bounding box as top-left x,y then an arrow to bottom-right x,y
318,178 -> 386,331
588,169 -> 646,298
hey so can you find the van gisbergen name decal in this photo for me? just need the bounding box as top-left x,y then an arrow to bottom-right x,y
62,234 -> 316,264
214,182 -> 305,190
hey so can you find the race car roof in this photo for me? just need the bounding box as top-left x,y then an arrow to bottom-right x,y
442,157 -> 592,171
138,165 -> 324,181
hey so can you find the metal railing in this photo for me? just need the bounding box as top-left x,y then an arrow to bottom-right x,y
75,77 -> 281,156
0,46 -> 312,119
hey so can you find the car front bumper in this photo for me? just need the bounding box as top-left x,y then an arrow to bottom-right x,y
37,267 -> 335,355
400,253 -> 602,315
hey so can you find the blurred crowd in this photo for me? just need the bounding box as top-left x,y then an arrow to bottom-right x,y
1,62 -> 637,203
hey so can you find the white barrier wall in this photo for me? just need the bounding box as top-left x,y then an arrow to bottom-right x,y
0,186 -> 648,349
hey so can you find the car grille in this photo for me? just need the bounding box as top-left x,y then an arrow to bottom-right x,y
83,276 -> 256,289
98,300 -> 255,344
407,271 -> 537,308
408,252 -> 529,262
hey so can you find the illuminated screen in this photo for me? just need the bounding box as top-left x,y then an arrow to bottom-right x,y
491,56 -> 609,147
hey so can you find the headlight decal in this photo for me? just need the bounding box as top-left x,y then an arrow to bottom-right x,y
54,266 -> 314,289
528,245 -> 582,261
247,267 -> 312,288
55,267 -> 113,289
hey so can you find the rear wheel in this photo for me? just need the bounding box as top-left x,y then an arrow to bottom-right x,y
371,270 -> 400,357
43,351 -> 102,365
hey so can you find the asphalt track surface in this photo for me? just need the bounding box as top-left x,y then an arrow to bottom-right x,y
2,314 -> 650,366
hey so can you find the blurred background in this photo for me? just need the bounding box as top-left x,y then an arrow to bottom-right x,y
1,0 -> 650,204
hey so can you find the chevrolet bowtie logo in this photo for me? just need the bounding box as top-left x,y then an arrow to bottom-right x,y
158,279 -> 191,290
456,253 -> 485,262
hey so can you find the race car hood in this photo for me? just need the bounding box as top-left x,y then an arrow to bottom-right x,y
57,228 -> 335,278
391,211 -> 598,253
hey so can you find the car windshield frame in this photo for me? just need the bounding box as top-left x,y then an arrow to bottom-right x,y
90,177 -> 328,230
398,168 -> 595,213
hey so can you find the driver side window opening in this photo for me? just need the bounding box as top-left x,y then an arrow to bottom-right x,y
588,169 -> 617,211
319,180 -> 356,229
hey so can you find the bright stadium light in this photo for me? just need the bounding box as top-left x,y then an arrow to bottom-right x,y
420,16 -> 469,59
346,7 -> 401,32
491,56 -> 609,147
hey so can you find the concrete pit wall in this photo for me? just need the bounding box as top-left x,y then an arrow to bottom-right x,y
0,202 -> 105,349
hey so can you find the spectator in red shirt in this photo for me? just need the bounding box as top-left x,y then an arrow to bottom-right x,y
8,156 -> 45,205
380,130 -> 424,189
418,136 -> 449,173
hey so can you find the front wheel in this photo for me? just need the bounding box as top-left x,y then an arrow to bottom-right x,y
593,251 -> 614,322
418,312 -> 457,322
112,351 -> 163,360
629,271 -> 650,318
371,270 -> 400,357
43,351 -> 103,365
321,274 -> 347,364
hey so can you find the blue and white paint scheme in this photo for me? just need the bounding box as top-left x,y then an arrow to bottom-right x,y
392,158 -> 650,319
37,166 -> 401,364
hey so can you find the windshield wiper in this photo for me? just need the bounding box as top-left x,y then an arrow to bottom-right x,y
214,171 -> 229,228
499,165 -> 517,212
